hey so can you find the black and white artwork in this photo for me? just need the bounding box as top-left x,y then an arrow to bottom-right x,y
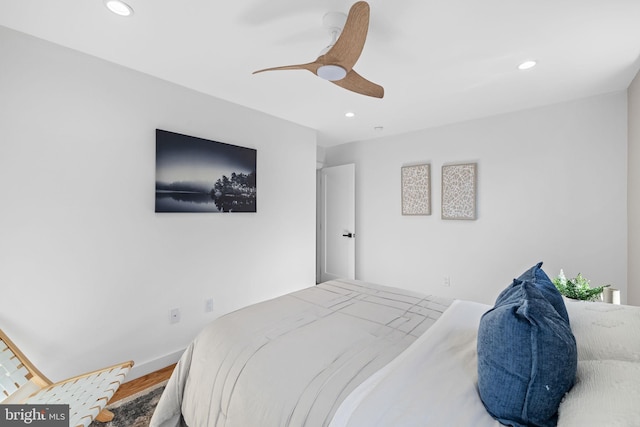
155,129 -> 257,213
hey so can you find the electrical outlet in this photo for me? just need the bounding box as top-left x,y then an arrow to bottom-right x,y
205,298 -> 214,313
169,308 -> 181,324
443,276 -> 451,287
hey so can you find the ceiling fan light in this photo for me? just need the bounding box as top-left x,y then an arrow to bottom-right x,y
104,0 -> 134,16
317,65 -> 347,81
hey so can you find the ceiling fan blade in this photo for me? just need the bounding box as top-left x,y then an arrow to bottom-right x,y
332,69 -> 384,98
323,1 -> 370,72
253,62 -> 318,75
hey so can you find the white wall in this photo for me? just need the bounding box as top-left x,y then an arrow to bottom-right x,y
628,70 -> 640,306
324,93 -> 628,305
0,26 -> 317,381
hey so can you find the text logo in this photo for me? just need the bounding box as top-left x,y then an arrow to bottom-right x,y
0,405 -> 68,426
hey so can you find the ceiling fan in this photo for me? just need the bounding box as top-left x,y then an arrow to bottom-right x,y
253,1 -> 384,99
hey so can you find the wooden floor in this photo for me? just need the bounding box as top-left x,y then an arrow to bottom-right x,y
109,364 -> 176,404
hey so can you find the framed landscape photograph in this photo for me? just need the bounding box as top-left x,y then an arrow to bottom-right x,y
401,163 -> 431,215
441,162 -> 477,220
155,129 -> 256,213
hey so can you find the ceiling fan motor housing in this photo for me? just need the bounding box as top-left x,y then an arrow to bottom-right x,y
317,11 -> 348,80
323,11 -> 347,32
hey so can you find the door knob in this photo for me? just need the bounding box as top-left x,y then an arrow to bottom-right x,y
342,232 -> 354,238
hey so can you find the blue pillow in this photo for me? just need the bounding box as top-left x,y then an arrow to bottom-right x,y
496,262 -> 569,323
478,280 -> 577,427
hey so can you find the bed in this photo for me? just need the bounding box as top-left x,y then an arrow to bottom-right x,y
150,272 -> 640,427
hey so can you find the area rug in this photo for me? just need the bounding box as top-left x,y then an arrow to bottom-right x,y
90,381 -> 167,427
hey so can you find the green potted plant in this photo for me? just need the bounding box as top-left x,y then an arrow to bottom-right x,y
552,270 -> 610,301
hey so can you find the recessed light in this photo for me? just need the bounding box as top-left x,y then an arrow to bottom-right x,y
104,0 -> 134,16
518,60 -> 537,70
345,112 -> 355,118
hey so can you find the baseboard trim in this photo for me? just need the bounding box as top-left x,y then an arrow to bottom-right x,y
125,349 -> 184,382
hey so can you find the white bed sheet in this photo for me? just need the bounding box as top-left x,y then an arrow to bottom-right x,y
330,299 -> 500,427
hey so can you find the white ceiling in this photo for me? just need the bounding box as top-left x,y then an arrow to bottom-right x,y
1,0 -> 639,146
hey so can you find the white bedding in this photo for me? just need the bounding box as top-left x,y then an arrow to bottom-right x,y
150,279 -> 453,427
557,300 -> 640,427
150,281 -> 640,427
330,299 -> 500,427
329,298 -> 640,427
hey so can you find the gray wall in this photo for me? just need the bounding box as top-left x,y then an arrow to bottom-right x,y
325,93 -> 628,305
0,26 -> 317,380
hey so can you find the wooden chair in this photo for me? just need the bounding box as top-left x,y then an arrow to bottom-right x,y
0,328 -> 133,427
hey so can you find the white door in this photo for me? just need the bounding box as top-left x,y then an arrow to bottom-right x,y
320,164 -> 356,282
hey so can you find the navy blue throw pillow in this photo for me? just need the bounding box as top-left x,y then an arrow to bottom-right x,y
497,262 -> 570,323
478,281 -> 577,427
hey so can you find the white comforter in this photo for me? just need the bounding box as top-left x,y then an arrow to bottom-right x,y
150,279 -> 453,427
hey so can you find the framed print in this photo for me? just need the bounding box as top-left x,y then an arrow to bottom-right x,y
155,129 -> 256,213
441,162 -> 477,220
401,163 -> 431,215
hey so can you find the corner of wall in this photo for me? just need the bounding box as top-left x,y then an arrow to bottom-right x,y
627,69 -> 640,306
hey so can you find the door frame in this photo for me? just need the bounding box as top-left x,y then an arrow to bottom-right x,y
317,163 -> 356,283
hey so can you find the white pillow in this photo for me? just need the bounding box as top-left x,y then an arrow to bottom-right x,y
564,301 -> 640,362
558,360 -> 640,427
